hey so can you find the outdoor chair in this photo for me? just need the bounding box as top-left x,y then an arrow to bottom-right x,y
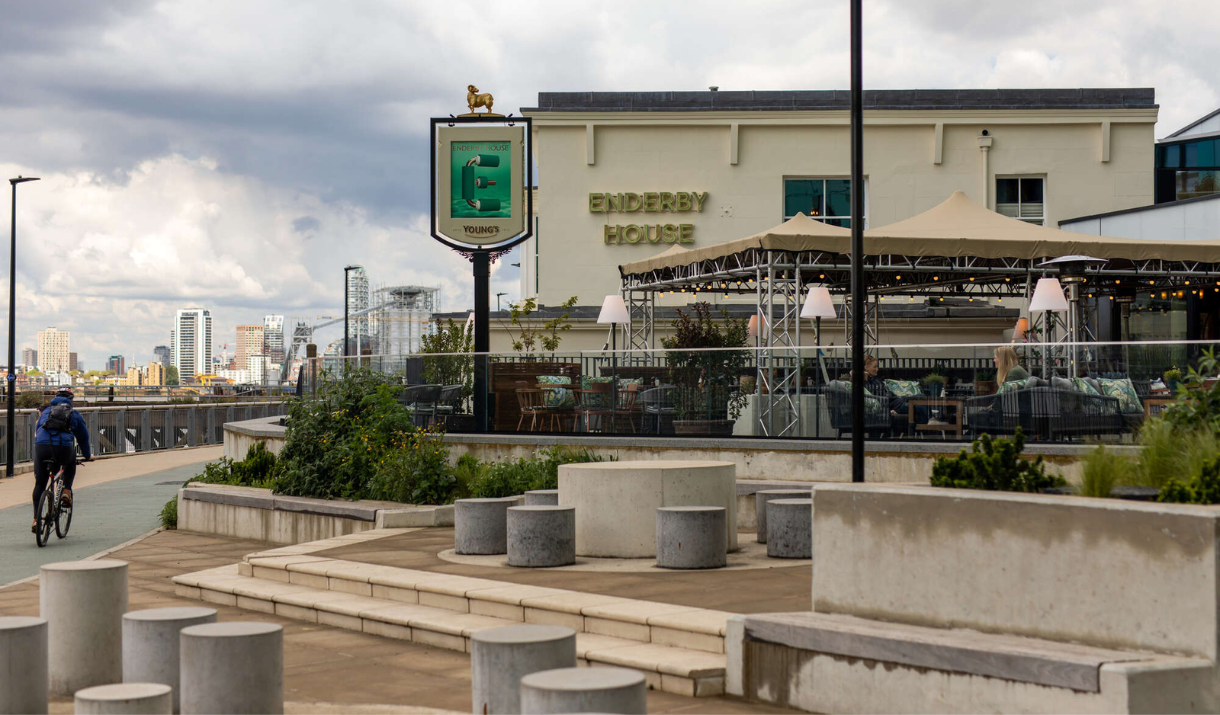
433,384 -> 464,427
612,383 -> 641,434
825,384 -> 894,439
410,384 -> 443,427
638,385 -> 677,435
963,384 -> 1123,441
515,384 -> 546,431
578,381 -> 614,433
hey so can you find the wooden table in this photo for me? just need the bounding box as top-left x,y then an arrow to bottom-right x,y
1143,397 -> 1175,420
907,397 -> 965,438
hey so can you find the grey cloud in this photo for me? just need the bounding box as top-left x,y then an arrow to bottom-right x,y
293,216 -> 321,233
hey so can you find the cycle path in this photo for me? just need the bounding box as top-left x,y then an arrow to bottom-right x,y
0,458 -> 214,586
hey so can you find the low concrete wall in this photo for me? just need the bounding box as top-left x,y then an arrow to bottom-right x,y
222,417 -> 1104,484
177,484 -> 453,544
812,484 -> 1220,659
223,416 -> 286,461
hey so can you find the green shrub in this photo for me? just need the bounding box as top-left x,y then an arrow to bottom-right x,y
160,496 -> 178,529
1079,445 -> 1135,498
1132,418 -> 1220,490
191,442 -> 279,489
365,426 -> 457,505
16,392 -> 44,409
273,369 -> 416,500
464,446 -> 613,498
930,428 -> 1064,493
1159,455 -> 1220,504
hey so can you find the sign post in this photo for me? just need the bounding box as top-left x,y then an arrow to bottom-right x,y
430,104 -> 532,432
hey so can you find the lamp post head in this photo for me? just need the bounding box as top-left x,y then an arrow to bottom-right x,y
1028,277 -> 1070,312
9,176 -> 40,185
800,286 -> 837,319
597,295 -> 629,325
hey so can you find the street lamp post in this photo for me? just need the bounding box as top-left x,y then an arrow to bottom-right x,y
7,176 -> 39,479
495,292 -> 507,312
849,0 -> 865,483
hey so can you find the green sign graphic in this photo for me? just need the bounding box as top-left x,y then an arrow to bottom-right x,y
450,141 -> 512,219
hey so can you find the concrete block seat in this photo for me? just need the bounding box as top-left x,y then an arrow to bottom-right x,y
508,506 -> 576,567
122,607 -> 218,714
520,666 -> 647,714
471,625 -> 577,714
559,460 -> 737,558
766,498 -> 811,559
753,489 -> 810,544
455,497 -> 518,555
729,611 -> 1212,713
524,489 -> 559,506
0,616 -> 47,714
656,507 -> 727,570
75,683 -> 173,715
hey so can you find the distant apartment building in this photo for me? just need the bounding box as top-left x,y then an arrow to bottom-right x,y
21,348 -> 36,368
235,324 -> 264,371
263,315 -> 285,364
107,355 -> 125,375
153,345 -> 171,366
146,361 -> 166,386
246,354 -> 267,385
173,308 -> 213,378
69,352 -> 78,371
36,328 -> 70,372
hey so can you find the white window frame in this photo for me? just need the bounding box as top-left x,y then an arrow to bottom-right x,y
782,177 -> 868,228
995,175 -> 1046,226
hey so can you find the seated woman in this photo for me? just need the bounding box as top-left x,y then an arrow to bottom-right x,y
994,345 -> 1029,384
861,355 -> 928,428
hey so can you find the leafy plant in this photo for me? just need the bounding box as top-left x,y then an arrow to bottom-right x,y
365,426 -> 457,505
421,318 -> 474,400
191,442 -> 279,488
1079,445 -> 1136,498
505,296 -> 579,356
974,369 -> 996,382
160,496 -> 178,529
1130,418 -> 1220,490
463,446 -> 612,498
1162,349 -> 1220,433
921,372 -> 948,387
1159,454 -> 1220,504
16,392 -> 43,409
661,302 -> 750,421
930,428 -> 1064,493
1163,367 -> 1183,383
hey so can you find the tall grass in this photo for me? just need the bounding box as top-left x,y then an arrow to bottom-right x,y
1079,445 -> 1135,498
1132,418 -> 1220,489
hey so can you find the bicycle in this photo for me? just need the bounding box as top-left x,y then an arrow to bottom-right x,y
34,458 -> 84,548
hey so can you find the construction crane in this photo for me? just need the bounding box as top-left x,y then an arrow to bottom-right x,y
279,303 -> 382,384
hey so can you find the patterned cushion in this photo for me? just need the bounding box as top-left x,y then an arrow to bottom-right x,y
885,379 -> 922,398
537,375 -> 575,408
1098,377 -> 1142,414
618,377 -> 643,391
1071,377 -> 1100,395
997,378 -> 1031,395
580,375 -> 613,391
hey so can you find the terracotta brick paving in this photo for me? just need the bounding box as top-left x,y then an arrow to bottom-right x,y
0,529 -> 797,714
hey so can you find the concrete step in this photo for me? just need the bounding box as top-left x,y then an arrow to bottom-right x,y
173,564 -> 727,697
236,550 -> 732,656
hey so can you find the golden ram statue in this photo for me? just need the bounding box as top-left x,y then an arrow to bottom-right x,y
467,85 -> 495,114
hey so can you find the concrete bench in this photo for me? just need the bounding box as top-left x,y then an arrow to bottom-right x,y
765,498 -> 811,559
559,460 -> 737,558
507,506 -> 576,567
471,625 -> 576,714
730,611 -> 1210,711
0,616 -> 47,714
455,498 -> 517,555
519,666 -> 647,714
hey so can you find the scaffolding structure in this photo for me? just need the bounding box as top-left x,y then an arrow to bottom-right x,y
370,285 -> 442,356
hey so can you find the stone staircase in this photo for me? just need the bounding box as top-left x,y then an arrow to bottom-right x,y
172,530 -> 730,697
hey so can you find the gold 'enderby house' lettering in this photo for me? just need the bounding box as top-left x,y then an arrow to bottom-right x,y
592,191 -> 706,245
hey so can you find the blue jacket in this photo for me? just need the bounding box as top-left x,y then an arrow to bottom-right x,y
35,397 -> 92,458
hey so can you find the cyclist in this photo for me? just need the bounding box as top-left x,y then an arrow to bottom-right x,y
32,386 -> 91,533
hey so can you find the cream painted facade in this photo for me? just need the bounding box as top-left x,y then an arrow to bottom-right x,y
513,90 -> 1157,349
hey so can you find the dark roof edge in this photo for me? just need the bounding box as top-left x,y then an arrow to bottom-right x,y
524,88 -> 1158,113
1058,192 -> 1220,226
1164,107 -> 1220,139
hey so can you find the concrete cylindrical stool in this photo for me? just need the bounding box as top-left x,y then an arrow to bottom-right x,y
766,498 -> 812,559
755,489 -> 810,544
75,683 -> 172,715
508,506 -> 576,568
471,625 -> 576,714
519,666 -> 646,714
656,506 -> 727,569
455,498 -> 516,555
524,489 -> 559,506
122,607 -> 217,713
40,560 -> 128,697
179,622 -> 283,715
0,616 -> 48,714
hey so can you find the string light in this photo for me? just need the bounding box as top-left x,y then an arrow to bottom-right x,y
895,275 -> 901,280
969,277 -> 975,282
933,276 -> 939,281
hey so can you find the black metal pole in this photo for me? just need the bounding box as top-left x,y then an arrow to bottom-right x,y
472,251 -> 490,432
6,182 -> 16,478
849,0 -> 866,483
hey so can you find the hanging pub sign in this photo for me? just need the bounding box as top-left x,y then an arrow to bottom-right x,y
433,122 -> 528,248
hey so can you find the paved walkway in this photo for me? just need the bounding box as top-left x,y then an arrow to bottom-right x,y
0,530 -> 794,713
0,450 -> 221,586
319,530 -> 812,614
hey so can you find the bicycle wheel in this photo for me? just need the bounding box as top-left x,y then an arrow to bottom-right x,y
35,491 -> 54,547
55,492 -> 73,539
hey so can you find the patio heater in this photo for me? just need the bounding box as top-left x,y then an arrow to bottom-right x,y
1028,277 -> 1069,378
801,285 -> 837,438
598,295 -> 630,420
1038,256 -> 1107,378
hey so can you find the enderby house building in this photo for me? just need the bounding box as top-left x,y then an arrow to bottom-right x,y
483,88 -> 1162,351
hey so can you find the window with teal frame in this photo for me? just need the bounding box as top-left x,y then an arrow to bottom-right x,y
783,178 -> 859,227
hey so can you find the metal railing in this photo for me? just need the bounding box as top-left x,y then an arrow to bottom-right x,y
0,401 -> 289,465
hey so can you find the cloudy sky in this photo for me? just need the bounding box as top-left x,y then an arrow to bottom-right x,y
1,0 -> 1216,369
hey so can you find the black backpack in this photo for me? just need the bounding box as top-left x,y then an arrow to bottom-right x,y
44,403 -> 73,433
